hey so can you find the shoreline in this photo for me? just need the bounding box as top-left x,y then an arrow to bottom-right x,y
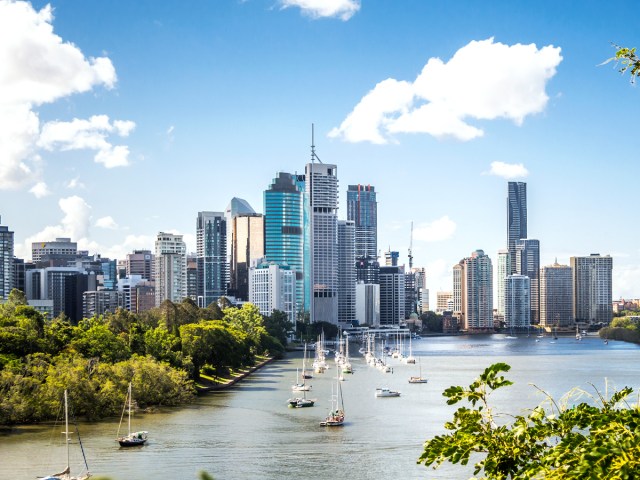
195,356 -> 276,393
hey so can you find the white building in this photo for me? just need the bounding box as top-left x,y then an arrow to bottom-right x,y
154,232 -> 187,306
571,254 -> 613,325
505,274 -> 530,328
0,217 -> 14,301
496,250 -> 509,317
463,250 -> 493,331
249,261 -> 296,324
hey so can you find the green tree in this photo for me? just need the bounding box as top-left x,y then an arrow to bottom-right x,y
420,311 -> 443,333
263,310 -> 293,346
223,303 -> 267,343
605,44 -> 640,83
71,318 -> 131,363
420,363 -> 640,479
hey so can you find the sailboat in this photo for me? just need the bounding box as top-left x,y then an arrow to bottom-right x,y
301,343 -> 313,379
404,335 -> 416,364
575,325 -> 583,341
291,368 -> 311,391
320,371 -> 345,427
288,383 -> 315,408
408,358 -> 428,384
40,390 -> 91,480
116,382 -> 148,447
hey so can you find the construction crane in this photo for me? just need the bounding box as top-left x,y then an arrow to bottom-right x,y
408,221 -> 414,270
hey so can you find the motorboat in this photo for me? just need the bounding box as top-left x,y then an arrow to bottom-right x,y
375,387 -> 401,398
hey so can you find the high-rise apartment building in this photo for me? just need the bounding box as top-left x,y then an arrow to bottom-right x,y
337,220 -> 356,325
505,274 -> 530,328
540,262 -> 573,328
230,213 -> 264,301
463,250 -> 493,331
264,172 -> 306,314
571,254 -> 613,325
507,182 -> 527,275
379,266 -> 405,326
125,250 -> 154,281
186,254 -> 198,301
249,261 -> 296,324
196,212 -> 227,308
0,217 -> 14,301
452,261 -> 464,321
347,184 -> 378,284
154,232 -> 187,306
496,250 -> 510,317
306,162 -> 339,324
515,238 -> 540,324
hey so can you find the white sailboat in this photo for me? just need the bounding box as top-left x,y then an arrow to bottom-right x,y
292,368 -> 311,391
301,343 -> 313,379
403,335 -> 416,364
320,371 -> 345,427
40,390 -> 91,480
116,382 -> 148,447
408,358 -> 428,384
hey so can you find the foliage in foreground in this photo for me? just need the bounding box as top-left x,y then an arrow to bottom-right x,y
419,363 -> 640,479
606,44 -> 640,83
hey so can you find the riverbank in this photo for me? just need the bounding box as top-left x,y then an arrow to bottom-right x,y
195,355 -> 276,392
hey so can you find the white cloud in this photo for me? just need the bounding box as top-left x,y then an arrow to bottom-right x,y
280,0 -> 360,20
413,216 -> 457,242
38,115 -> 135,168
613,263 -> 640,299
330,38 -> 562,143
95,216 -> 118,230
29,181 -> 50,198
486,161 -> 529,179
66,176 -> 85,189
0,0 -> 131,190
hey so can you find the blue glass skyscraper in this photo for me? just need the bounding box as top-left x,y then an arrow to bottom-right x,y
347,184 -> 378,284
196,211 -> 227,308
264,172 -> 305,314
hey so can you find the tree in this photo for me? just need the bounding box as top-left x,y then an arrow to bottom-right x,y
420,363 -> 640,479
263,310 -> 293,346
605,44 -> 640,83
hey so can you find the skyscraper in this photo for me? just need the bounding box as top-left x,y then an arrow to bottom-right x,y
507,182 -> 527,274
571,254 -> 613,325
155,232 -> 187,306
264,172 -> 305,313
463,250 -> 493,331
337,220 -> 356,325
196,212 -> 227,308
505,274 -> 530,328
306,162 -> 339,324
347,184 -> 378,284
0,217 -> 14,301
379,266 -> 405,326
540,262 -> 573,328
230,213 -> 264,300
515,238 -> 540,324
125,250 -> 154,281
496,250 -> 510,317
249,261 -> 296,324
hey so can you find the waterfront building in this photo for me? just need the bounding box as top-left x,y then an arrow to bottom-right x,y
507,182 -> 527,275
249,260 -> 296,324
337,220 -> 356,325
196,211 -> 227,308
515,239 -> 540,324
264,172 -> 306,314
505,274 -> 530,328
540,262 -> 574,328
306,162 -> 339,324
230,213 -> 264,301
571,254 -> 613,325
496,250 -> 510,317
436,291 -> 453,314
418,288 -> 429,314
125,250 -> 154,281
355,282 -> 380,326
379,266 -> 405,326
31,237 -> 77,265
463,250 -> 493,331
154,232 -> 187,306
406,267 -> 426,318
0,217 -> 14,301
452,261 -> 465,322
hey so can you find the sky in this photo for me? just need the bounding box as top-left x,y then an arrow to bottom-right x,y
0,0 -> 638,300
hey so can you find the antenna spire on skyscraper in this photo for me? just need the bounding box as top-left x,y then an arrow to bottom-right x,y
311,123 -> 322,164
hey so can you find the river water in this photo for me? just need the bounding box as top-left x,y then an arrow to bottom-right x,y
1,334 -> 639,480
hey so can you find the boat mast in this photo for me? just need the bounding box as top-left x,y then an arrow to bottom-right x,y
65,390 -> 70,472
128,382 -> 132,436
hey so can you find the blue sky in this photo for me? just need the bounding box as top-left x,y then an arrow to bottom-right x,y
0,0 -> 638,299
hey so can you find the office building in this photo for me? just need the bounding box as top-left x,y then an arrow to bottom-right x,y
125,250 -> 154,281
505,274 -> 530,328
264,172 -> 306,314
186,254 -> 198,301
31,237 -> 77,265
306,162 -> 339,324
515,239 -> 540,324
83,290 -> 121,318
230,213 -> 264,301
436,291 -> 453,314
379,266 -> 405,326
463,250 -> 493,331
249,261 -> 296,324
25,267 -> 89,320
507,182 -> 527,274
337,220 -> 356,325
196,211 -> 227,308
1,217 -> 14,300
225,197 -> 256,266
347,184 -> 378,283
571,254 -> 613,325
540,262 -> 574,328
154,232 -> 187,306
355,282 -> 380,326
418,288 -> 429,314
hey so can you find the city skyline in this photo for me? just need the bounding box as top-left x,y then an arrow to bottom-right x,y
0,1 -> 638,299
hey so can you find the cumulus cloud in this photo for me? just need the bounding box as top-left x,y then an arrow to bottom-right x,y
66,176 -> 85,189
29,181 -> 50,198
414,216 -> 457,242
0,0 -> 132,190
280,0 -> 360,20
95,216 -> 118,230
486,161 -> 529,179
330,38 -> 562,143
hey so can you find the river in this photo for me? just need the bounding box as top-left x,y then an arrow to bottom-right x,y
1,334 -> 639,480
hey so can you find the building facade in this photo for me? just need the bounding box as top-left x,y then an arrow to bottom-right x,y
571,254 -> 613,325
355,282 -> 380,326
196,211 -> 227,308
436,291 -> 453,314
463,250 -> 493,331
337,220 -> 356,325
540,262 -> 574,328
347,184 -> 377,284
496,250 -> 509,317
505,274 -> 530,328
154,232 -> 187,306
230,213 -> 264,301
379,266 -> 405,326
125,250 -> 154,281
31,237 -> 78,264
507,182 -> 527,275
515,238 -> 540,324
0,217 -> 14,301
249,261 -> 296,324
